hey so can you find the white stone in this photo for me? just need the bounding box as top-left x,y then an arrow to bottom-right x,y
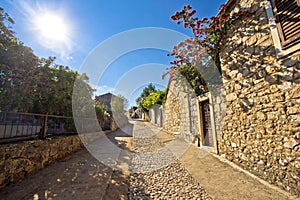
231,142 -> 237,148
226,93 -> 237,102
283,138 -> 299,149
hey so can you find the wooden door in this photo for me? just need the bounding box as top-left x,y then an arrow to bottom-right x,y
202,100 -> 214,147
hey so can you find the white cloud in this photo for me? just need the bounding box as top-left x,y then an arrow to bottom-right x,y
92,85 -> 125,98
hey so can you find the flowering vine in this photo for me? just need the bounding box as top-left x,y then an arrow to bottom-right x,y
166,4 -> 251,95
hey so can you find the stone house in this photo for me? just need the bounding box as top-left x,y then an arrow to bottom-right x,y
164,0 -> 300,195
95,93 -> 128,130
164,78 -> 225,152
95,93 -> 120,115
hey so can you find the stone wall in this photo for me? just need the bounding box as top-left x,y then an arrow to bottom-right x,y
218,0 -> 300,195
164,78 -> 226,146
163,79 -> 200,142
163,80 -> 181,133
149,104 -> 164,127
0,135 -> 83,188
179,94 -> 199,143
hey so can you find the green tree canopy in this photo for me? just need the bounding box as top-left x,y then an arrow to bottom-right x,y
0,7 -> 94,117
142,89 -> 166,111
111,95 -> 128,113
136,83 -> 156,111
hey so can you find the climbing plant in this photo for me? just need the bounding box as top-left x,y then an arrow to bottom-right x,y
167,4 -> 251,95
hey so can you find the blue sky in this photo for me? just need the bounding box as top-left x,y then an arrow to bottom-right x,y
1,0 -> 226,107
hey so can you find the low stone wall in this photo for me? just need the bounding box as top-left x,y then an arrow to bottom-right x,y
0,135 -> 83,188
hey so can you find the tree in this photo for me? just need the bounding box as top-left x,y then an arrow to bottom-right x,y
136,83 -> 156,111
167,5 -> 251,94
142,89 -> 166,111
0,7 -> 95,118
111,95 -> 128,113
95,102 -> 108,120
0,7 -> 40,111
30,59 -> 93,116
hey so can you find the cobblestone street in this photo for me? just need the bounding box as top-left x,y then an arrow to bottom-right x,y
0,121 -> 294,200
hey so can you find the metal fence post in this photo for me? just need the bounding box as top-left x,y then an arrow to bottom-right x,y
39,113 -> 48,139
43,113 -> 48,139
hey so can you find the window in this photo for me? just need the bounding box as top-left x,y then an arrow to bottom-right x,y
270,0 -> 300,49
266,0 -> 300,57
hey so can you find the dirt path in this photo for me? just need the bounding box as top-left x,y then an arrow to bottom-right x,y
0,148 -> 130,200
0,128 -> 132,200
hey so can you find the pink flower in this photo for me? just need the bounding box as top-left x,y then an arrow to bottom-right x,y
184,5 -> 192,10
219,4 -> 226,11
188,10 -> 196,16
221,13 -> 230,19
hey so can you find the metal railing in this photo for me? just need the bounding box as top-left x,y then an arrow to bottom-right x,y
0,112 -> 111,143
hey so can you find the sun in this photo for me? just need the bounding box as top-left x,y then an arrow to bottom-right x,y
34,13 -> 68,41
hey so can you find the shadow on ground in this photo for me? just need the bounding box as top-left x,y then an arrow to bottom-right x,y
0,123 -> 149,200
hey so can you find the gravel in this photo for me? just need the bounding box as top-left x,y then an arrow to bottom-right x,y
128,123 -> 212,200
128,162 -> 213,200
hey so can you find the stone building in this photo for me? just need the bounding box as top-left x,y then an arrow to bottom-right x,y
95,93 -> 128,129
164,0 -> 300,195
164,78 -> 225,152
218,0 -> 299,195
95,93 -> 120,114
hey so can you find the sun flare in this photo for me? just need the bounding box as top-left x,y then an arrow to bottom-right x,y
35,13 -> 68,41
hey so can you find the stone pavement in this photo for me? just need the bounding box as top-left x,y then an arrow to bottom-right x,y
144,122 -> 297,200
0,120 -> 298,199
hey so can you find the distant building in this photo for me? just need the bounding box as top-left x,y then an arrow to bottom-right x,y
129,106 -> 142,119
95,93 -> 122,115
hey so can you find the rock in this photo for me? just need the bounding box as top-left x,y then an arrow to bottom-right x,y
246,46 -> 255,54
283,59 -> 297,67
257,112 -> 267,120
226,93 -> 238,102
293,161 -> 300,169
289,87 -> 300,99
246,35 -> 257,46
263,56 -> 275,63
266,65 -> 281,74
287,107 -> 299,115
231,142 -> 238,148
257,126 -> 266,134
258,160 -> 265,165
283,138 -> 299,149
279,159 -> 288,166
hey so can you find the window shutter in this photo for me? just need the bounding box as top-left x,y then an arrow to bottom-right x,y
270,0 -> 300,49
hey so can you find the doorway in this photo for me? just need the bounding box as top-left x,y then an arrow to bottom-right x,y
201,100 -> 214,147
